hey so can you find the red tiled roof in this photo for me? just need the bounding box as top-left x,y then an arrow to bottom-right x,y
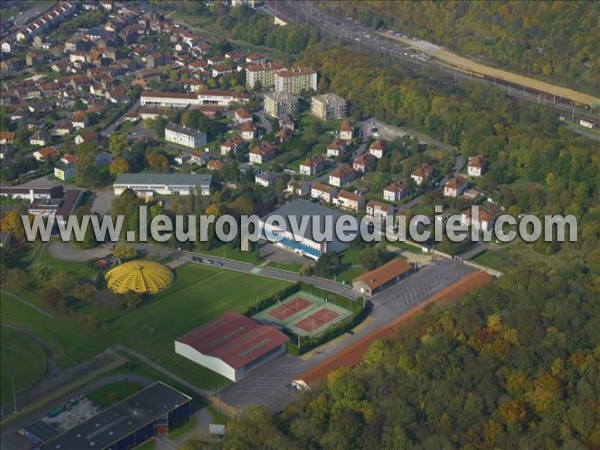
353,258 -> 412,291
176,312 -> 289,370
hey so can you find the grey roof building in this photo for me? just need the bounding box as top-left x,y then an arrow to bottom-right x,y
259,198 -> 357,259
113,173 -> 212,196
39,382 -> 192,450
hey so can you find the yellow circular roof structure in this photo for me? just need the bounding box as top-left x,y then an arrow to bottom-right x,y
105,260 -> 173,295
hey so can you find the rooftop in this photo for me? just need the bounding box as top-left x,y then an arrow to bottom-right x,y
176,312 -> 289,370
262,198 -> 356,242
114,173 -> 212,187
353,258 -> 412,291
165,123 -> 206,140
41,382 -> 191,450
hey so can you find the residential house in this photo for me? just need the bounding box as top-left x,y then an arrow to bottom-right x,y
299,155 -> 326,176
366,200 -> 395,221
310,182 -> 337,203
461,208 -> 497,232
240,122 -> 256,141
245,53 -> 266,65
333,190 -> 363,212
33,146 -> 59,161
53,122 -> 73,136
234,108 -> 252,124
444,175 -> 469,198
249,142 -> 276,164
207,159 -> 224,171
287,179 -> 310,197
467,155 -> 487,177
220,136 -> 245,156
411,163 -> 433,186
0,131 -> 15,145
71,111 -> 89,129
340,120 -> 353,141
353,153 -> 377,174
275,127 -> 293,144
255,171 -> 278,188
329,165 -> 356,187
369,139 -> 387,159
326,139 -> 346,158
29,130 -> 50,146
75,131 -> 99,145
383,181 -> 409,202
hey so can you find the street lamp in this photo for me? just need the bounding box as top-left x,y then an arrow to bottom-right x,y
9,367 -> 17,414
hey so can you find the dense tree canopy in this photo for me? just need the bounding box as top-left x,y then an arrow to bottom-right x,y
316,1 -> 599,94
224,262 -> 600,449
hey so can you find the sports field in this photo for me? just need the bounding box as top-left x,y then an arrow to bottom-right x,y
0,260 -> 290,392
254,291 -> 352,337
0,327 -> 47,401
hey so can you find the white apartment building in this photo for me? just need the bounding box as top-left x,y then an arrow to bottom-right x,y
263,91 -> 299,118
311,93 -> 347,121
274,68 -> 317,94
165,123 -> 207,149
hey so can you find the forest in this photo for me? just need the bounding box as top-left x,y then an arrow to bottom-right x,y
219,261 -> 600,449
315,1 -> 600,95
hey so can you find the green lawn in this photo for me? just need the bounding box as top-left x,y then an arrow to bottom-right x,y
207,405 -> 229,425
203,244 -> 260,264
168,416 -> 198,440
133,439 -> 155,450
0,327 -> 47,402
86,381 -> 143,408
1,260 -> 290,390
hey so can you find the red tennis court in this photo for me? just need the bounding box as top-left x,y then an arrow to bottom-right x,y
294,308 -> 340,333
268,297 -> 312,321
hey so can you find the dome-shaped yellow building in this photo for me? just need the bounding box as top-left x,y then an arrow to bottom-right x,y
105,260 -> 173,294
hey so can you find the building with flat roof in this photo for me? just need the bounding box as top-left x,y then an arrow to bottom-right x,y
311,93 -> 347,121
165,123 -> 207,149
175,312 -> 289,382
113,173 -> 212,197
352,258 -> 413,297
259,198 -> 356,260
40,382 -> 191,450
263,91 -> 299,119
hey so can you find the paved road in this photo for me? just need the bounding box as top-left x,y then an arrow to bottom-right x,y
220,259 -> 474,411
100,99 -> 140,138
178,249 -> 360,299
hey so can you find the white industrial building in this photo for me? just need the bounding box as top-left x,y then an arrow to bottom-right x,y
175,312 -> 289,382
113,173 -> 212,197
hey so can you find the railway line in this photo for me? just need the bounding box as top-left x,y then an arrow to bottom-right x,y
264,0 -> 599,126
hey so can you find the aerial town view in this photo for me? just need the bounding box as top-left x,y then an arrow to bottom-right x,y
0,1 -> 598,449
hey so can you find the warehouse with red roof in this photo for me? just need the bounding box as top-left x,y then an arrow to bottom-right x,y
174,312 -> 289,382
